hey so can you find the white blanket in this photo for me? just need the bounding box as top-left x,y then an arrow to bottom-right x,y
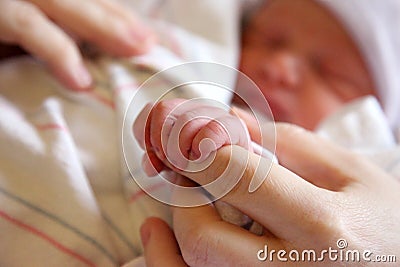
1,1 -> 399,266
0,0 -> 242,266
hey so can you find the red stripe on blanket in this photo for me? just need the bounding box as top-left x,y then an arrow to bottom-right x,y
0,210 -> 96,267
35,123 -> 67,132
86,91 -> 115,109
129,182 -> 166,203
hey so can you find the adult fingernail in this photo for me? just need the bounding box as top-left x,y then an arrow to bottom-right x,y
73,63 -> 92,90
129,27 -> 156,52
131,26 -> 150,42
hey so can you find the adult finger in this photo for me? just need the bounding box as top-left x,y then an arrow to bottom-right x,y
263,123 -> 375,190
170,143 -> 337,242
173,123 -> 378,240
0,0 -> 91,90
140,217 -> 188,267
30,0 -> 155,56
172,197 -> 279,267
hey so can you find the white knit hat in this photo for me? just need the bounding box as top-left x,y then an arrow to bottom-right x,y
318,0 -> 400,131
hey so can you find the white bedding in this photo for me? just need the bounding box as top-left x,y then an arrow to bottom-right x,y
0,1 -> 399,266
0,0 -> 242,265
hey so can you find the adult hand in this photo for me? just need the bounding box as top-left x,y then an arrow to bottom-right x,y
0,0 -> 155,91
138,217 -> 188,267
140,123 -> 400,266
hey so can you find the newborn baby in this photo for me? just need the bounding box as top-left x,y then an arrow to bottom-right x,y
133,0 -> 400,229
134,0 -> 400,180
239,0 -> 399,133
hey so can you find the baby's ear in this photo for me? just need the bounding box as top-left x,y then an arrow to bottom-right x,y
230,107 -> 261,143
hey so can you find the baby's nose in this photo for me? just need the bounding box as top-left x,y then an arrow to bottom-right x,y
261,51 -> 300,88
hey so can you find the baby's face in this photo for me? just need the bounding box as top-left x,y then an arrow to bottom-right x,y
239,0 -> 375,130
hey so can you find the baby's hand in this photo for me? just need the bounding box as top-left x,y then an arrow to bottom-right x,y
133,99 -> 252,176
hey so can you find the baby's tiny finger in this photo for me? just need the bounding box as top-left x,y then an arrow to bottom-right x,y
142,151 -> 164,177
133,103 -> 153,150
192,114 -> 251,161
149,99 -> 187,161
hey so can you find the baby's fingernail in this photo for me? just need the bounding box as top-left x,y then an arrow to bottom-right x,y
73,64 -> 92,90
